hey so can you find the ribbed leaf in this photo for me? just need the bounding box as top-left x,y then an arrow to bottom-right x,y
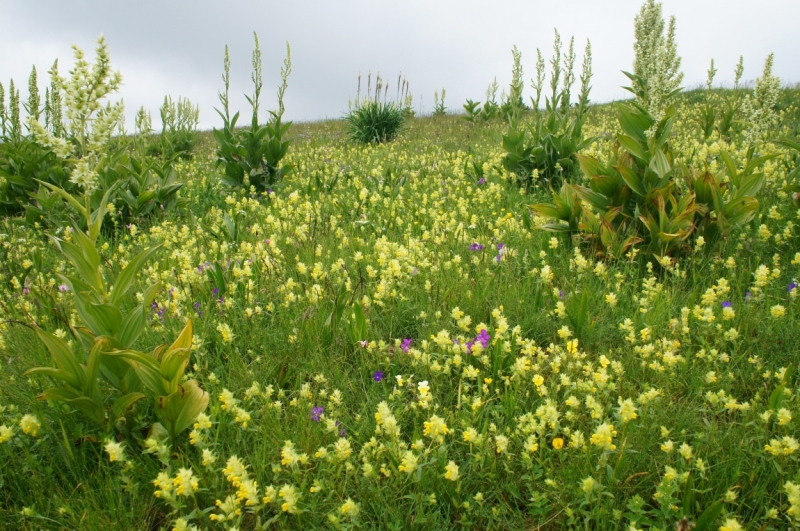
112,392 -> 147,421
111,244 -> 163,306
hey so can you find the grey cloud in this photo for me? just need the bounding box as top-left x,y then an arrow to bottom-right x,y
2,0 -> 798,130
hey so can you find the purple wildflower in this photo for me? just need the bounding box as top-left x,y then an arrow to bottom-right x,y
335,421 -> 346,437
470,243 -> 485,252
401,338 -> 412,353
23,288 -> 29,295
789,282 -> 797,293
721,301 -> 732,308
58,284 -> 69,292
212,287 -> 219,297
477,177 -> 486,185
373,371 -> 384,382
467,329 -> 491,353
559,290 -> 564,300
497,243 -> 505,251
476,329 -> 490,348
311,406 -> 324,422
745,291 -> 752,303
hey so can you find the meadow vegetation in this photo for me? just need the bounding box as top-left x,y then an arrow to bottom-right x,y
1,1 -> 800,529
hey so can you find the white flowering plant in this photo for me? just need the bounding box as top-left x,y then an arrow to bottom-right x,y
501,32 -> 595,190
213,34 -> 295,193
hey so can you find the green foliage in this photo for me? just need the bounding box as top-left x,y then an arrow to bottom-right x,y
777,136 -> 800,207
0,136 -> 74,216
346,100 -> 405,144
463,79 -> 501,123
432,88 -> 446,117
24,195 -> 206,440
139,96 -> 200,160
213,37 -> 295,193
0,37 -> 187,229
501,35 -> 594,190
534,101 -> 768,256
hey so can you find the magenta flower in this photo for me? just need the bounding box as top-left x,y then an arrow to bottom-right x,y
400,338 -> 412,353
373,371 -> 384,382
467,329 -> 491,353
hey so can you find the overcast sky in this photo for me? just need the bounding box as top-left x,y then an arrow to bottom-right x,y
1,0 -> 798,131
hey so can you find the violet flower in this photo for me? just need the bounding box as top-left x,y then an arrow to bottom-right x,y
400,338 -> 412,353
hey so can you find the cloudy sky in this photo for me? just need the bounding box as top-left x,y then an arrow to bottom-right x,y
1,0 -> 798,130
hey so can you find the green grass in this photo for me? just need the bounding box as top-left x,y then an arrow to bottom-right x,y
1,94 -> 800,530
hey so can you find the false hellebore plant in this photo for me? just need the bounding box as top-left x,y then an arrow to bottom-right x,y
26,166 -> 208,443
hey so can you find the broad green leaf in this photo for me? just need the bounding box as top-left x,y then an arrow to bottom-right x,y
576,154 -> 602,179
694,500 -> 724,531
110,244 -> 163,305
615,165 -> 647,197
719,152 -> 739,187
649,148 -> 671,179
118,305 -> 146,348
24,367 -> 79,387
36,180 -> 88,219
33,327 -> 84,389
163,319 -> 193,358
531,203 -> 564,220
112,392 -> 147,420
107,349 -> 164,395
157,380 -> 209,440
70,226 -> 100,272
85,302 -> 123,337
143,282 -> 162,308
54,239 -> 104,293
160,348 -> 191,393
618,135 -> 647,162
769,384 -> 786,410
83,338 -> 106,397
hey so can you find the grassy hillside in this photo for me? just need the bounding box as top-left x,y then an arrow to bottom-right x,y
1,88 -> 800,530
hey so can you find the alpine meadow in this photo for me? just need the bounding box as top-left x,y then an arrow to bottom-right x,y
3,1 -> 800,529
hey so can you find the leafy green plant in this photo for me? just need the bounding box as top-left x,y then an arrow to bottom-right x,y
0,135 -> 73,216
501,36 -> 594,189
346,100 -> 404,144
213,35 -> 294,193
113,155 -> 187,220
534,98 -> 768,256
463,80 -> 500,123
347,71 -> 406,144
432,88 -> 447,117
25,184 -> 206,441
108,320 -> 209,442
139,96 -> 200,160
777,136 -> 800,207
